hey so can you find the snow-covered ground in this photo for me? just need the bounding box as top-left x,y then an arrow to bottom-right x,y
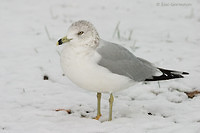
1,0 -> 200,132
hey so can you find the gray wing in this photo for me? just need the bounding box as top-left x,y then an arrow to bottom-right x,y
96,39 -> 158,81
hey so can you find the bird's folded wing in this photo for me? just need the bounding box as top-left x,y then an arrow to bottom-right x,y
96,39 -> 158,81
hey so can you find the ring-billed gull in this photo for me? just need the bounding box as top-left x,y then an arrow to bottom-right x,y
57,20 -> 189,121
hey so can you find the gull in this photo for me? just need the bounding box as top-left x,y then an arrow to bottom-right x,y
57,20 -> 189,121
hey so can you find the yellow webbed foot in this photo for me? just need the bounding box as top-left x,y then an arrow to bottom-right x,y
95,114 -> 102,120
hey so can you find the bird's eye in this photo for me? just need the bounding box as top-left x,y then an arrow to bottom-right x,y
77,31 -> 84,35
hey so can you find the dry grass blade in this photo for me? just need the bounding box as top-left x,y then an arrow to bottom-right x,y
55,109 -> 72,114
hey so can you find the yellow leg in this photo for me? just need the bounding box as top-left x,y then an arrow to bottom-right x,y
95,92 -> 102,120
109,93 -> 114,121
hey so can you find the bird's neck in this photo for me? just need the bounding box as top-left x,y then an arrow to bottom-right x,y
64,43 -> 95,56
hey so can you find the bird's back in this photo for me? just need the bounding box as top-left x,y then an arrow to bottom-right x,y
96,39 -> 158,81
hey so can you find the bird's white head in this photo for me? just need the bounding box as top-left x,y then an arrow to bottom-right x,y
57,20 -> 100,48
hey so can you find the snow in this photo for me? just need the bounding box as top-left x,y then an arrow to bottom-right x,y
0,0 -> 200,132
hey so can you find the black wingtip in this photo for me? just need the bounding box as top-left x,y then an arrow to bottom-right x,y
182,72 -> 189,75
145,68 -> 189,81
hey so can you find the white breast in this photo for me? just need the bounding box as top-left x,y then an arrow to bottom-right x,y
60,44 -> 135,93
